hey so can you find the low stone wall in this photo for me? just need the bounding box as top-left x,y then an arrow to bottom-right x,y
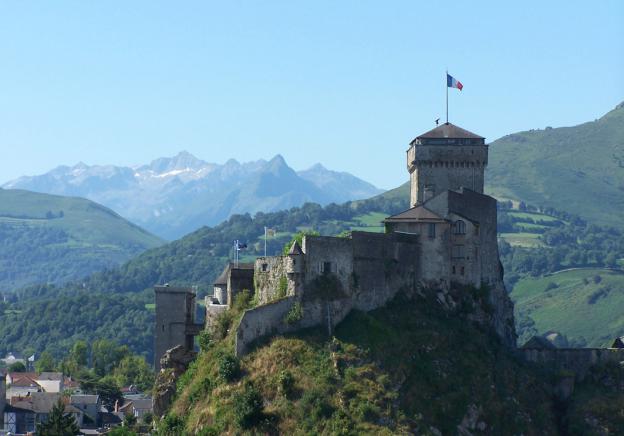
235,296 -> 355,356
522,348 -> 624,379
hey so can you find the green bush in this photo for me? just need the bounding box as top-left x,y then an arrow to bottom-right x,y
232,383 -> 264,429
218,354 -> 240,382
284,302 -> 303,325
277,370 -> 295,397
232,289 -> 253,312
213,310 -> 234,340
155,413 -> 185,436
276,276 -> 288,299
198,330 -> 213,352
301,388 -> 334,421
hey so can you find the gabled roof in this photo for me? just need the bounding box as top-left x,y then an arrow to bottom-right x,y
384,206 -> 447,223
288,241 -> 303,255
414,122 -> 484,140
611,336 -> 624,348
521,336 -> 557,350
8,373 -> 40,388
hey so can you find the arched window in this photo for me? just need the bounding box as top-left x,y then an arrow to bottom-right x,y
453,220 -> 466,235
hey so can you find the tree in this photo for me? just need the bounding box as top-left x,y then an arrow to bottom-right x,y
8,361 -> 26,372
70,340 -> 88,367
80,374 -> 124,412
112,355 -> 155,392
36,399 -> 80,435
92,339 -> 129,376
35,351 -> 56,372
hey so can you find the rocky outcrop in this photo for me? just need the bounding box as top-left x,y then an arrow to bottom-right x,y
153,345 -> 197,418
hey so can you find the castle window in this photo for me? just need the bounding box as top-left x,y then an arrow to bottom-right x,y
428,223 -> 436,238
261,263 -> 268,272
460,266 -> 465,276
452,266 -> 456,274
453,220 -> 466,235
320,261 -> 333,274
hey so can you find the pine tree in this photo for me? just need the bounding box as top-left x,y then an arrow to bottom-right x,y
36,399 -> 80,436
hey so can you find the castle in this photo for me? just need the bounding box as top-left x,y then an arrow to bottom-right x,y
155,121 -> 517,368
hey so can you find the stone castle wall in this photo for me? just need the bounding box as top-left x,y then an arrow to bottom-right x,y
236,232 -> 421,356
522,348 -> 624,379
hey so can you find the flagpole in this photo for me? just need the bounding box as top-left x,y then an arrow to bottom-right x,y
445,69 -> 448,124
264,227 -> 267,257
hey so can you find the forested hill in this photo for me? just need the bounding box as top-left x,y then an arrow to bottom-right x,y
487,101 -> 624,228
0,188 -> 163,290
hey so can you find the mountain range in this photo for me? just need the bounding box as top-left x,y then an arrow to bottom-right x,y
3,154 -> 382,240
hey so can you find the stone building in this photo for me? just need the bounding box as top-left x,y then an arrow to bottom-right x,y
154,121 -> 516,361
233,122 -> 516,355
154,286 -> 203,371
206,263 -> 254,327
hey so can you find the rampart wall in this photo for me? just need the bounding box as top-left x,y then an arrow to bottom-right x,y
235,232 -> 421,356
522,348 -> 624,379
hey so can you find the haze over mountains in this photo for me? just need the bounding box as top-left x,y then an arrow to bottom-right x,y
3,153 -> 382,240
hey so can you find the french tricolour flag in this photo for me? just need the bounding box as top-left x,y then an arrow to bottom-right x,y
447,73 -> 463,91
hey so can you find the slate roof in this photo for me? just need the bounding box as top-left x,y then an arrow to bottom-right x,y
288,241 -> 303,255
611,336 -> 624,348
414,122 -> 484,140
384,206 -> 447,223
521,336 -> 557,350
214,263 -> 255,285
70,394 -> 99,405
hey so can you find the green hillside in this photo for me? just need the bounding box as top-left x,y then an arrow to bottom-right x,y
161,291 -> 624,434
513,268 -> 624,347
487,102 -> 624,228
0,188 -> 163,290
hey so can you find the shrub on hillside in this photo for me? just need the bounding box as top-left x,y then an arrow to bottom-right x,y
218,354 -> 240,382
233,383 -> 264,429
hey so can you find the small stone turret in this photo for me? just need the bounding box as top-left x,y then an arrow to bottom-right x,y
407,123 -> 488,206
286,241 -> 303,274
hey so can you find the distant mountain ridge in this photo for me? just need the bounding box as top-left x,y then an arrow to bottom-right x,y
3,153 -> 382,239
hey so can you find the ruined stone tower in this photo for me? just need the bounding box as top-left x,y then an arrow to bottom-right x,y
407,123 -> 488,206
154,286 -> 203,371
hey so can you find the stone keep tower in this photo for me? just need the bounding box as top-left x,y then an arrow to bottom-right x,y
407,122 -> 488,206
154,285 -> 203,371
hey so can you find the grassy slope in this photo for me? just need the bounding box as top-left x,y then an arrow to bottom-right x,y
0,188 -> 161,247
487,102 -> 624,228
169,293 -> 560,435
512,268 -> 624,347
0,188 -> 163,289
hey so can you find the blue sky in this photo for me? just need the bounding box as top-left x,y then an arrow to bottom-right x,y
0,1 -> 622,189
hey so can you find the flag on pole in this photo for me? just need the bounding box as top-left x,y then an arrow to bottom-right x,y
235,241 -> 247,250
447,73 -> 463,91
266,228 -> 276,238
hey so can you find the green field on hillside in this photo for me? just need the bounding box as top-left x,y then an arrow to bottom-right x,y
499,232 -> 544,248
0,188 -> 163,290
487,102 -> 624,229
512,268 -> 624,347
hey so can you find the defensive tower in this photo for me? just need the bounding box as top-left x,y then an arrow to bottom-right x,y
407,122 -> 488,206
